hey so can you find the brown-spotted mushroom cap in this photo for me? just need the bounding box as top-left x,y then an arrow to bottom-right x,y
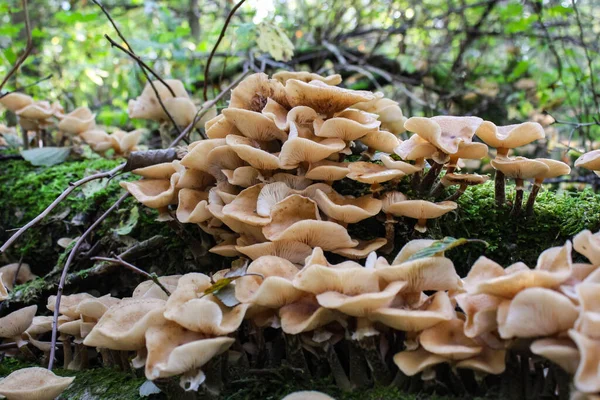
314,189 -> 382,224
229,72 -> 289,112
83,298 -> 165,350
530,338 -> 580,374
419,318 -> 483,360
498,288 -> 578,339
575,150 -> 600,172
404,116 -> 483,155
346,162 -> 406,184
369,291 -> 455,331
273,71 -> 342,86
0,367 -> 75,400
0,92 -> 33,112
475,121 -> 545,157
0,305 -> 37,342
285,79 -> 375,116
236,240 -> 312,265
119,173 -> 180,209
382,197 -> 457,233
57,106 -> 96,134
235,256 -> 304,308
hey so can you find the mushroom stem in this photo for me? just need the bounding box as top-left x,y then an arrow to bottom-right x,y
445,183 -> 467,201
494,169 -> 506,207
419,161 -> 443,193
510,178 -> 524,217
411,158 -> 425,189
99,348 -> 112,367
326,345 -> 353,391
525,179 -> 543,216
415,218 -> 428,233
370,183 -> 383,197
19,125 -> 29,150
429,180 -> 447,198
62,337 -> 72,369
381,214 -> 396,254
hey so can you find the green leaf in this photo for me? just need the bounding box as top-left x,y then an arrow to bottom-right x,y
212,283 -> 240,307
256,23 -> 294,61
114,207 -> 139,236
82,178 -> 108,198
508,60 -> 529,81
20,147 -> 71,166
407,237 -> 488,261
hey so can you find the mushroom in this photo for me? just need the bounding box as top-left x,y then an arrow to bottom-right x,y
108,129 -> 143,156
278,128 -> 346,169
575,149 -> 600,176
133,275 -> 181,301
222,108 -> 287,142
530,338 -> 580,375
382,193 -> 457,233
0,367 -> 75,400
204,113 -> 241,139
393,134 -> 438,188
313,189 -> 382,225
455,347 -> 507,375
235,240 -> 312,265
0,273 -> 8,300
524,158 -> 571,215
225,135 -> 281,170
574,282 -> 600,339
436,173 -> 489,201
282,391 -> 336,400
0,305 -> 37,347
222,166 -> 263,187
305,160 -> 349,183
455,292 -> 502,338
119,172 -> 180,209
375,255 -> 462,292
393,347 -> 448,377
353,92 -> 408,135
490,156 -> 549,215
273,71 -> 342,85
419,318 -> 482,360
331,238 -> 388,260
358,130 -> 401,158
313,109 -> 380,141
57,106 -> 96,135
79,129 -> 114,153
0,92 -> 33,112
569,329 -> 600,394
346,162 -> 406,190
132,162 -> 177,180
475,121 -> 545,206
229,72 -> 289,112
0,263 -> 37,291
176,189 -> 211,224
279,295 -> 344,335
127,79 -> 191,123
573,229 -> 600,266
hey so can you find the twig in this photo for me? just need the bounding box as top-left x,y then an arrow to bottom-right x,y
12,256 -> 24,288
0,163 -> 125,253
48,192 -> 129,371
0,0 -> 32,93
0,75 -> 52,99
170,70 -> 251,147
203,0 -> 246,101
91,255 -> 171,296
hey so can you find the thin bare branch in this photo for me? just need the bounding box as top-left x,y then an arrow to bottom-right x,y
92,255 -> 171,296
0,0 -> 33,93
0,75 -> 52,99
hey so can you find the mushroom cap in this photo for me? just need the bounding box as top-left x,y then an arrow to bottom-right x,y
132,162 -> 177,180
0,273 -> 7,301
109,129 -> 143,155
273,71 -> 342,86
498,288 -> 578,339
314,109 -> 380,141
305,160 -> 350,181
441,173 -> 489,186
379,155 -> 422,174
314,189 -> 382,223
369,291 -> 455,331
0,305 -> 37,339
173,162 -> 215,191
222,184 -> 272,226
331,238 -> 388,260
281,391 -> 336,400
375,256 -> 461,292
391,239 -> 438,264
359,130 -> 401,153
490,156 -> 550,180
57,106 -> 96,134
404,116 -> 483,154
285,79 -> 375,116
575,282 -> 600,339
0,263 -> 36,291
452,142 -> 489,160
575,149 -> 600,171
455,347 -> 507,375
420,318 -> 483,360
225,135 -> 281,170
394,134 -> 438,160
279,296 -> 344,334
0,367 -> 75,400
180,138 -> 227,171
15,101 -> 55,120
222,108 -> 288,142
24,316 -> 54,337
346,162 -> 406,184
532,158 -> 571,180
382,199 -> 457,220
236,240 -> 312,265
569,329 -> 600,393
222,166 -> 262,187
204,113 -> 241,139
278,135 -> 346,169
133,275 -> 181,301
229,72 -> 288,112
530,338 -> 580,374
316,281 -> 406,317
0,92 -> 33,112
127,79 -> 189,122
393,347 -> 448,376
573,229 -> 600,266
235,256 -> 304,308
119,173 -> 180,209
475,121 -> 545,150
267,172 -> 313,190
80,129 -> 113,152
176,189 -> 211,224
293,262 -> 380,296
75,294 -> 121,321
261,98 -> 289,130
455,292 -> 502,338
83,298 -> 165,350
163,97 -> 197,127
47,292 -> 97,319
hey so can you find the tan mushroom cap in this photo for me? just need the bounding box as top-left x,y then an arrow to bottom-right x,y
132,162 -> 177,180
353,93 -> 408,135
255,182 -> 293,217
209,237 -> 241,257
0,263 -> 36,291
222,184 -> 272,226
176,189 -> 211,224
0,92 -> 33,112
133,275 -> 181,301
15,101 -> 55,120
180,138 -> 227,170
530,338 -> 580,374
235,256 -> 304,308
226,135 -> 280,170
47,292 -> 97,319
127,79 -> 189,122
391,239 -> 438,264
204,113 -> 241,139
393,347 -> 448,376
452,141 -> 489,161
285,79 -> 376,116
108,129 -> 143,155
273,71 -> 342,86
305,160 -> 350,181
420,318 -> 483,360
282,391 -> 336,400
162,97 -> 197,127
0,367 -> 75,400
83,298 -> 165,350
57,106 -> 96,134
455,292 -> 502,338
293,262 -> 379,296
314,189 -> 382,224
119,173 -> 180,209
222,108 -> 287,142
455,347 -> 507,375
575,150 -> 600,171
379,155 -> 422,174
441,173 -> 489,187
268,172 -> 313,190
573,230 -> 600,266
317,280 -> 406,317
261,98 -> 289,130
360,130 -> 401,153
313,109 -> 380,141
475,121 -> 545,153
394,134 -> 438,161
404,116 -> 483,155
80,129 -> 113,152
370,291 -> 455,331
0,273 -> 7,300
74,294 -> 120,321
278,134 -> 346,169
262,195 -> 357,250
223,166 -> 262,187
144,316 -> 234,380
569,329 -> 600,393
172,161 -> 215,191
375,256 -> 461,292
331,238 -> 388,260
164,273 -> 249,335
346,162 -> 406,184
0,305 -> 37,339
236,240 -> 312,265
229,72 -> 289,112
24,316 -> 54,337
490,156 -> 550,180
532,158 -> 571,180
498,288 -> 578,339
575,282 -> 600,339
279,296 -> 344,334
381,199 -> 457,232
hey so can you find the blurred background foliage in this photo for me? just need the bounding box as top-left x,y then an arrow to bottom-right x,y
1,0 -> 599,155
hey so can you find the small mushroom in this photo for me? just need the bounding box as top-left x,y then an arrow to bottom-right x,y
0,305 -> 37,347
419,318 -> 483,360
127,79 -> 190,123
282,391 -> 336,400
530,338 -> 580,374
0,367 -> 75,400
568,329 -> 600,394
0,92 -> 33,112
279,295 -> 344,335
57,106 -> 96,135
119,173 -> 180,209
382,194 -> 457,233
353,93 -> 408,135
525,158 -> 571,215
225,135 -> 280,170
436,173 -> 489,201
330,238 -> 388,260
204,113 -> 241,139
575,149 -> 600,176
393,134 -> 438,188
314,189 -> 382,224
393,347 -> 448,377
0,263 -> 36,291
305,160 -> 349,183
278,128 -> 346,169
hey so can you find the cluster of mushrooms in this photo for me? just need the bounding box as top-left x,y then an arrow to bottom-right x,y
2,229 -> 600,398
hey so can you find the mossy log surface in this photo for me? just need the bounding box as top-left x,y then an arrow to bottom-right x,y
1,158 -> 599,399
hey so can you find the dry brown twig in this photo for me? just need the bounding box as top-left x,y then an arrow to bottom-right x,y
92,255 -> 171,296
